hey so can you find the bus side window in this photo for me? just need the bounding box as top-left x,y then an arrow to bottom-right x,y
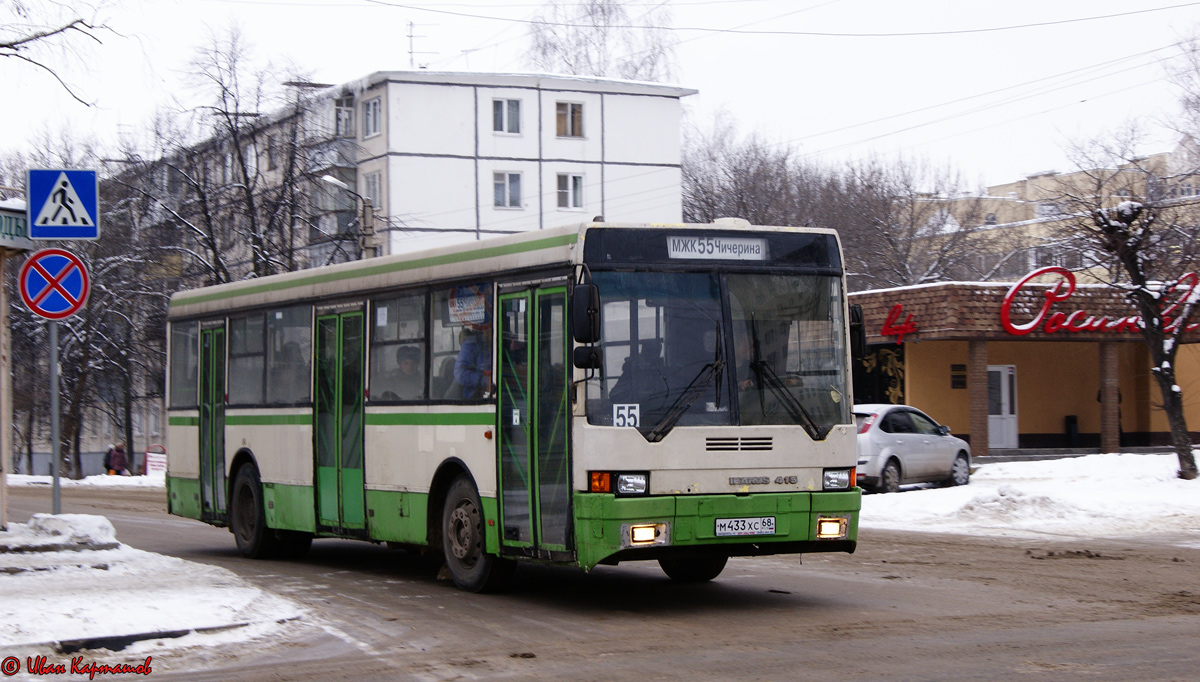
265,304 -> 313,404
432,283 -> 493,401
229,313 -> 266,405
370,293 -> 427,401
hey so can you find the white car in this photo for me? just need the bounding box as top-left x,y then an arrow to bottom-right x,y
853,404 -> 971,493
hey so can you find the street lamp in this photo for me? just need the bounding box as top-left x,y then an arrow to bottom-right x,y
321,174 -> 378,258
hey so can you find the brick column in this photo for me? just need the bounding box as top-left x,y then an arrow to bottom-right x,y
1099,341 -> 1120,453
968,339 -> 989,458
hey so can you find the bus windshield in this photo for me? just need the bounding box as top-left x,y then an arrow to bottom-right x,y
584,271 -> 851,439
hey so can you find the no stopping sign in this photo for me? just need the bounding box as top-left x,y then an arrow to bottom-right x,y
19,248 -> 91,320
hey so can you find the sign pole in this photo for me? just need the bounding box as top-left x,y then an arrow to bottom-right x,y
50,320 -> 60,514
0,252 -> 9,530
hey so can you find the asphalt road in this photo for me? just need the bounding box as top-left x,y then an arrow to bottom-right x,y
7,485 -> 1200,681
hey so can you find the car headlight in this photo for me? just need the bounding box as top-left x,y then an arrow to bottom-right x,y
822,468 -> 855,490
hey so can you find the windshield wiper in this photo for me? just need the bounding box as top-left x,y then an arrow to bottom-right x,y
645,325 -> 725,443
748,317 -> 829,441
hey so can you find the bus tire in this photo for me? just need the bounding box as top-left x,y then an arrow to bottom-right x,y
659,555 -> 728,583
230,465 -> 280,559
442,475 -> 514,592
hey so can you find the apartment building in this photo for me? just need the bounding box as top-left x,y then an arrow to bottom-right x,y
320,71 -> 696,254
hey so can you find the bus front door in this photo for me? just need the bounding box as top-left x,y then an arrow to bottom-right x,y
199,326 -> 227,522
497,287 -> 572,560
314,310 -> 367,533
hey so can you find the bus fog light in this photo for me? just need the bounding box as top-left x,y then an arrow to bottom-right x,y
631,525 -> 657,544
616,473 -> 648,495
816,516 -> 848,540
622,522 -> 670,548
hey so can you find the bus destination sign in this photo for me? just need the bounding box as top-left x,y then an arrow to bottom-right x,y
666,235 -> 768,261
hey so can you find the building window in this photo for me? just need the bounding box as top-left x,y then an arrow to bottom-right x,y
363,172 -> 381,206
557,173 -> 583,209
266,134 -> 277,171
984,213 -> 997,226
243,143 -> 257,178
363,97 -> 381,139
494,172 -> 521,208
556,102 -> 583,137
335,96 -> 355,137
493,99 -> 520,134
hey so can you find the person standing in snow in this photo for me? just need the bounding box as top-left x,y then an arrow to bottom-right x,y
108,443 -> 128,476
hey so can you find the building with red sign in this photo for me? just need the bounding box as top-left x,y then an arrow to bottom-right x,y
849,270 -> 1200,457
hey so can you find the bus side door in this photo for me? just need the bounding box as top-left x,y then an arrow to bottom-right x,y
497,286 -> 572,560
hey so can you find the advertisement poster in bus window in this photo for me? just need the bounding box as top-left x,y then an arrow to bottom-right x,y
449,284 -> 491,329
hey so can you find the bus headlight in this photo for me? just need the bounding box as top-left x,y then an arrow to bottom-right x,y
822,468 -> 855,490
616,473 -> 648,495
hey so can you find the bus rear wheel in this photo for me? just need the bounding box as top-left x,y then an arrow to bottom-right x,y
230,465 -> 280,559
442,475 -> 514,592
659,555 -> 728,583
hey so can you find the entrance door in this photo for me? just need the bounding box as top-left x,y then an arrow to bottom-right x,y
988,365 -> 1018,449
199,326 -> 227,522
314,310 -> 366,532
497,287 -> 572,559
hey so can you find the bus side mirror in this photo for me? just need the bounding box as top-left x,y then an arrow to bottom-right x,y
849,304 -> 866,360
573,346 -> 602,370
572,283 -> 601,344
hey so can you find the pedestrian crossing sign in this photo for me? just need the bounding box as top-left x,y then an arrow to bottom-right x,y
27,169 -> 100,240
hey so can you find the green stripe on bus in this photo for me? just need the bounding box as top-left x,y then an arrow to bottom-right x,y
170,232 -> 579,308
365,412 -> 494,426
225,414 -> 313,426
168,416 -> 199,426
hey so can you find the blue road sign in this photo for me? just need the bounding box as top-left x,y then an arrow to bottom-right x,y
27,169 -> 99,240
19,248 -> 91,320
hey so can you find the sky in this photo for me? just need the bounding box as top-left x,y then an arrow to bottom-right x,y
2,451 -> 1197,655
4,0 -> 1199,188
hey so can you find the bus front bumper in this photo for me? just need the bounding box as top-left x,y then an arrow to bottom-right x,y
573,490 -> 860,571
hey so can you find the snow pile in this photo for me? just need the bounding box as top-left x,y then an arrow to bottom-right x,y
24,513 -> 118,547
6,473 -> 165,488
0,515 -> 304,650
861,452 -> 1200,541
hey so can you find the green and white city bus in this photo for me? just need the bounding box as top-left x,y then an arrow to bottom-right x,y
165,219 -> 862,592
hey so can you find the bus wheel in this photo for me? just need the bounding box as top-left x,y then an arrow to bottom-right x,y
659,555 -> 728,583
442,475 -> 514,592
230,465 -> 279,559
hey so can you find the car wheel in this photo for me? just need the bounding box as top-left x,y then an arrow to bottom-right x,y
880,459 -> 901,493
945,452 -> 970,487
442,475 -> 515,592
659,555 -> 728,583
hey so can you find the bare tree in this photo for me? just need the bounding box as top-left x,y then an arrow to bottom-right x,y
682,114 -> 988,291
110,26 -> 347,286
528,0 -> 676,82
1051,127 -> 1200,480
0,0 -> 109,104
835,157 -> 987,291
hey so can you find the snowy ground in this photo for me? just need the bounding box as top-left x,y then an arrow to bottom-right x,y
0,484 -> 304,658
1,452 -> 1197,659
860,452 -> 1200,547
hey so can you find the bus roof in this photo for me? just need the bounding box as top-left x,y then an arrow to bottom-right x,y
167,221 -> 840,319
